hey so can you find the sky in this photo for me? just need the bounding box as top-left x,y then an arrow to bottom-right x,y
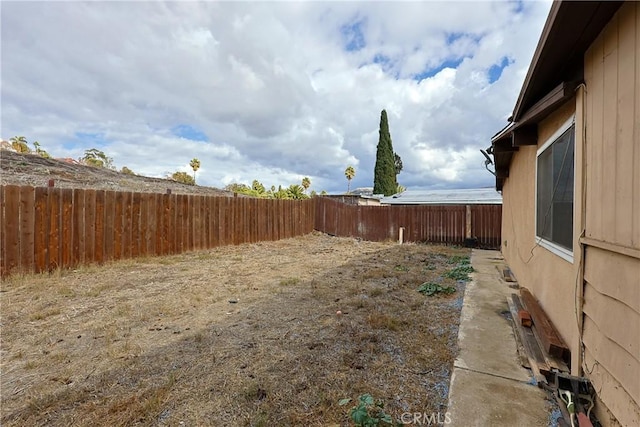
1,0 -> 551,194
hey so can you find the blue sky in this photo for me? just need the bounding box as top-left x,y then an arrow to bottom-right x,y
1,1 -> 551,193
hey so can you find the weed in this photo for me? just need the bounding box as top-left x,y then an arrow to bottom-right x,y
361,269 -> 389,280
393,265 -> 408,272
369,287 -> 384,297
447,255 -> 470,265
193,332 -> 205,343
24,360 -> 39,370
116,304 -> 132,317
279,277 -> 300,286
367,313 -> 399,331
29,307 -> 61,321
58,287 -> 76,297
417,282 -> 456,296
444,264 -> 474,281
243,382 -> 267,402
339,393 -> 395,426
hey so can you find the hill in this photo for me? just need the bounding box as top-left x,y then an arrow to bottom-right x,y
0,150 -> 231,196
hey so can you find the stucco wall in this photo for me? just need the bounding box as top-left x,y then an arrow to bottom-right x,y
501,99 -> 579,364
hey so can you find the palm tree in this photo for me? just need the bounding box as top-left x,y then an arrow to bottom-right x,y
344,166 -> 356,194
301,177 -> 311,193
10,136 -> 30,153
190,158 -> 201,184
287,184 -> 306,200
33,141 -> 51,158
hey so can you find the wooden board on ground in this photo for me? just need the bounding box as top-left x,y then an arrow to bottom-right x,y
520,288 -> 570,360
507,294 -> 549,384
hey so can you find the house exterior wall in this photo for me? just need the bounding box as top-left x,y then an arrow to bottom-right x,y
503,4 -> 640,426
500,99 -> 580,367
581,3 -> 640,426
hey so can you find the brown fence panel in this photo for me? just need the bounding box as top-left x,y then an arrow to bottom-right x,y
48,188 -> 61,271
209,196 -> 218,247
71,189 -> 84,267
471,204 -> 502,249
19,186 -> 36,273
34,187 -> 48,273
0,186 -> 4,276
164,193 -> 173,254
113,191 -> 124,261
104,191 -> 116,262
60,189 -> 73,269
84,189 -> 97,264
155,193 -> 164,255
122,192 -> 133,260
131,192 -> 141,258
95,190 -> 105,264
313,198 -> 500,247
138,193 -> 148,258
3,186 -> 20,274
1,186 -> 500,277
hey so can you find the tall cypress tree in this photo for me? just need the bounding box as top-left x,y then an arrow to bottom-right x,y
373,110 -> 397,196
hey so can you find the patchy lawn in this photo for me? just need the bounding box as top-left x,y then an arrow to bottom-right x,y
1,233 -> 471,426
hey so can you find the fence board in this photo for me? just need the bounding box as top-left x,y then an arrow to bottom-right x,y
195,195 -> 203,250
48,188 -> 61,271
71,189 -> 84,266
104,191 -> 116,262
122,192 -> 132,260
34,187 -> 48,273
95,190 -> 105,264
138,193 -> 148,258
212,196 -> 219,246
19,187 -> 36,273
47,188 -> 59,270
0,186 -> 5,276
60,189 -> 73,269
84,189 -> 97,264
162,194 -> 174,254
3,186 -> 20,274
131,192 -> 141,258
114,191 -> 124,260
0,186 -> 4,276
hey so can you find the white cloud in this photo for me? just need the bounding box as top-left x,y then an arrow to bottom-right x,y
1,0 -> 551,193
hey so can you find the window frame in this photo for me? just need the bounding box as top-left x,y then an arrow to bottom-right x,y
534,115 -> 576,263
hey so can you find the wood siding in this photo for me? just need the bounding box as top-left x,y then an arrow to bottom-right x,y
582,3 -> 640,426
584,2 -> 640,248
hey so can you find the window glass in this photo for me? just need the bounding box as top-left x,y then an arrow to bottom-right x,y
536,125 -> 574,251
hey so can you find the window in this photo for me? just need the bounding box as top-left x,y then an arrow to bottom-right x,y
536,118 -> 575,260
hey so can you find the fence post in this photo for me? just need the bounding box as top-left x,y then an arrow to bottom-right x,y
465,205 -> 472,239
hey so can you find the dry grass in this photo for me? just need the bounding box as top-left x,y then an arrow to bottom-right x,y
0,232 -> 470,426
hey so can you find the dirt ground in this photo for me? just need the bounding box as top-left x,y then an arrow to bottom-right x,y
1,233 -> 471,426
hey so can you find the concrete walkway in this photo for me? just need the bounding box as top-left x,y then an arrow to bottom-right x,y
447,249 -> 549,426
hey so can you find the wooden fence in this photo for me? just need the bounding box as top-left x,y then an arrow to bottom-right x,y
0,185 -> 314,276
0,186 -> 502,277
314,197 -> 501,248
